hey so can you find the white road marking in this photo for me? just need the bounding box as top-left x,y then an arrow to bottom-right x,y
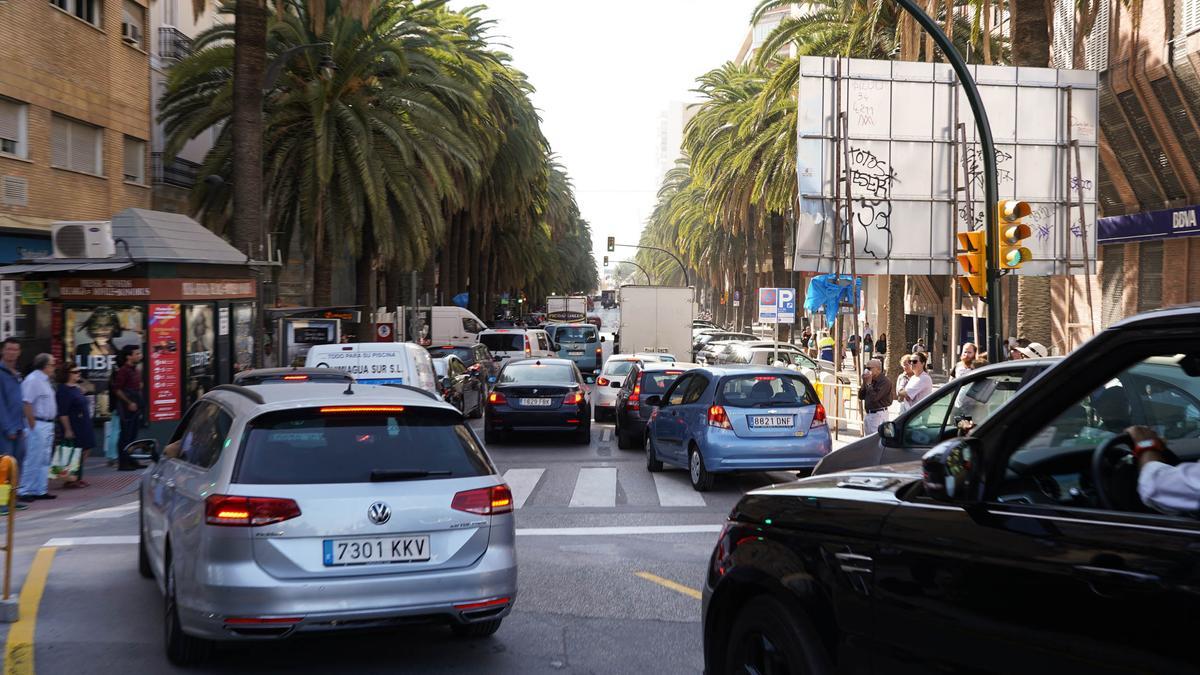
65,501 -> 139,520
516,524 -> 722,536
44,536 -> 139,547
502,468 -> 545,509
569,467 -> 617,507
652,474 -> 707,507
600,428 -> 612,442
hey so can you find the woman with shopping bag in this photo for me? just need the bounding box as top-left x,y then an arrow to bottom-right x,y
54,364 -> 93,488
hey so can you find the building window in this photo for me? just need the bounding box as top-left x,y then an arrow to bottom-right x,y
1136,241 -> 1164,313
51,114 -> 103,175
1181,0 -> 1200,37
121,0 -> 144,47
0,98 -> 27,159
123,136 -> 145,183
50,0 -> 100,27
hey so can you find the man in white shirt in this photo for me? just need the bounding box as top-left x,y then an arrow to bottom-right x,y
897,351 -> 933,411
19,353 -> 58,502
1129,425 -> 1198,516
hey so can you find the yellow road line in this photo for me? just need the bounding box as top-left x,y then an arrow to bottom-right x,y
5,547 -> 56,675
635,571 -> 702,600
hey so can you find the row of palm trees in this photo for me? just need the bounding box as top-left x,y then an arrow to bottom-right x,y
637,0 -> 1069,352
163,0 -> 597,321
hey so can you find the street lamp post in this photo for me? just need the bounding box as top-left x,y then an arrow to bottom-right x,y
615,260 -> 652,285
611,243 -> 689,287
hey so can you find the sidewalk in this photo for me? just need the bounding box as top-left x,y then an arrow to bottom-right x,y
10,456 -> 144,516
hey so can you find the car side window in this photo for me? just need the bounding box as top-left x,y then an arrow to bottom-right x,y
947,372 -> 1025,428
682,376 -> 710,405
902,387 -> 956,446
462,318 -> 483,334
450,360 -> 467,377
179,403 -> 232,469
666,375 -> 691,406
537,333 -> 550,351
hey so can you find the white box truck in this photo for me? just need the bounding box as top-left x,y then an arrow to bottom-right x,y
546,295 -> 588,323
616,286 -> 694,359
393,306 -> 488,347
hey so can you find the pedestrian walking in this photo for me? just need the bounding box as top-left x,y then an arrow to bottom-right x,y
55,363 -> 93,488
847,334 -> 860,360
874,333 -> 887,356
0,337 -> 24,462
911,337 -> 927,354
897,351 -> 933,411
858,358 -> 893,435
863,330 -> 874,358
952,342 -> 978,378
817,334 -> 834,361
19,353 -> 58,502
896,354 -> 914,411
111,345 -> 146,471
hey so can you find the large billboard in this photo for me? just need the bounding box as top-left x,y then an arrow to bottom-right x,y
794,57 -> 1098,276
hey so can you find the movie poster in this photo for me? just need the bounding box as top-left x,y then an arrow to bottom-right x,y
147,304 -> 182,422
65,305 -> 144,382
184,304 -> 215,408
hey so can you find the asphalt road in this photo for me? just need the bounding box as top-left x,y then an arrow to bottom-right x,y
4,411 -> 804,675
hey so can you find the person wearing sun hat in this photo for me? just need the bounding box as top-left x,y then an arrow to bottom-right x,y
1015,342 -> 1049,359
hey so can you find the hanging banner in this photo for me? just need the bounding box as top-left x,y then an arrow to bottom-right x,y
148,304 -> 182,422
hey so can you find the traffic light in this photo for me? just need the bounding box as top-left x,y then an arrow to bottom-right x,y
996,200 -> 1033,270
956,230 -> 987,298
603,255 -> 609,267
606,236 -> 615,252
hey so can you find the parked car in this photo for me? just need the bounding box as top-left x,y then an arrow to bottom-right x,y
593,355 -> 645,422
484,358 -> 592,444
432,355 -> 484,418
696,340 -> 747,366
719,343 -> 841,381
304,342 -> 438,396
477,328 -> 556,366
544,322 -> 604,373
427,343 -> 498,391
702,307 -> 1200,674
693,320 -> 719,331
614,361 -> 699,449
643,366 -> 831,491
813,357 -> 1060,475
692,332 -> 757,360
134,383 -> 515,666
233,367 -> 353,386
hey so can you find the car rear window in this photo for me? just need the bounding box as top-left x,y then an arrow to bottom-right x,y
500,363 -> 575,384
603,360 -> 636,376
480,333 -> 524,352
234,408 -> 492,485
428,347 -> 472,363
641,370 -> 688,395
718,374 -> 815,408
554,326 -> 596,342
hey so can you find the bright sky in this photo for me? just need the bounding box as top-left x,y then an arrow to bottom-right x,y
448,0 -> 760,278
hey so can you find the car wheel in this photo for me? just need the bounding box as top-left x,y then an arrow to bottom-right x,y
138,500 -> 152,580
645,434 -> 663,472
468,395 -> 483,419
574,423 -> 591,445
616,418 -> 633,450
689,447 -> 714,492
724,596 -> 831,675
164,553 -> 212,666
451,618 -> 503,638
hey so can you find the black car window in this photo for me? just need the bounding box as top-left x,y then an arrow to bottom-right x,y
178,402 -> 231,469
500,363 -> 575,384
642,369 -> 688,395
555,325 -> 596,343
621,366 -> 641,393
718,374 -> 814,408
462,318 -> 484,334
235,408 -> 492,485
603,360 -> 637,376
480,333 -> 523,352
665,374 -> 692,406
682,375 -> 710,405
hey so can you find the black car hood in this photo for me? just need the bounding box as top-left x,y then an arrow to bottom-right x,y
750,460 -> 923,499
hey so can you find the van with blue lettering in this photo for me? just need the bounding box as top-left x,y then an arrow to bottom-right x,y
303,342 -> 439,397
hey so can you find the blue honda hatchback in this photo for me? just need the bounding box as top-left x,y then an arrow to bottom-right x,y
643,366 -> 831,491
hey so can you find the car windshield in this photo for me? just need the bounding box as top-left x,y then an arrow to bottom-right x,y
603,360 -> 637,376
642,370 -> 688,395
553,325 -> 596,343
500,363 -> 575,384
428,346 -> 471,363
235,409 -> 492,485
718,374 -> 815,408
480,333 -> 524,352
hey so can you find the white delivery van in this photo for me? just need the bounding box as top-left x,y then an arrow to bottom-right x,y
477,328 -> 556,366
304,342 -> 439,396
396,306 -> 488,347
617,285 -> 695,359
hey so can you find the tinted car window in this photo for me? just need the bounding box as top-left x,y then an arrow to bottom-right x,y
603,360 -> 637,376
480,333 -> 524,352
642,370 -> 688,395
555,326 -> 596,342
537,333 -> 551,351
429,346 -> 473,364
462,318 -> 484,333
719,374 -> 815,408
682,375 -> 710,404
666,375 -> 691,406
180,403 -> 232,469
235,409 -> 492,485
500,363 -> 575,384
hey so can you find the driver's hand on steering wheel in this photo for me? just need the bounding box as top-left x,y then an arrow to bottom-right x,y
1127,425 -> 1168,467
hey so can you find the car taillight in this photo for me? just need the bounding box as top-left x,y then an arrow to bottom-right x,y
489,391 -> 507,405
707,405 -> 732,429
628,376 -> 642,411
282,374 -> 308,381
205,495 -> 301,527
524,336 -> 532,356
811,403 -> 827,428
596,376 -> 609,386
564,391 -> 584,405
451,484 -> 514,515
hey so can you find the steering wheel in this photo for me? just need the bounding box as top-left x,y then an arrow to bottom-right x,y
1091,433 -> 1135,511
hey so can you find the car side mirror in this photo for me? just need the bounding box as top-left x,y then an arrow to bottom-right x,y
878,421 -> 898,446
921,438 -> 983,503
487,375 -> 497,384
600,336 -> 606,343
644,394 -> 663,408
126,439 -> 159,463
493,355 -> 503,362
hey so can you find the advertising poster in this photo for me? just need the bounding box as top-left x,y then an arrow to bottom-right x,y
65,305 -> 144,389
285,319 -> 338,366
148,304 -> 182,422
233,304 -> 255,373
185,304 -> 215,408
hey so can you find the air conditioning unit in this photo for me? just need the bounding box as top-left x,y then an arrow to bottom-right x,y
122,22 -> 141,45
52,221 -> 115,259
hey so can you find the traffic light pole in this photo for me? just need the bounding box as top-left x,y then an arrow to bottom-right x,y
615,260 -> 653,285
892,0 -> 1004,359
613,243 -> 689,288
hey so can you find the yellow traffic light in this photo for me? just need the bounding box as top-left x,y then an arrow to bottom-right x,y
956,230 -> 987,298
996,200 -> 1033,270
606,236 -> 615,252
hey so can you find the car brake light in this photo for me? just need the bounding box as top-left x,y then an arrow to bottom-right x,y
454,597 -> 511,611
488,391 -> 507,405
319,406 -> 405,413
564,391 -> 584,405
811,403 -> 827,428
596,376 -> 610,386
451,484 -> 514,515
628,373 -> 643,411
205,495 -> 301,527
282,374 -> 308,381
708,405 -> 732,429
524,336 -> 532,356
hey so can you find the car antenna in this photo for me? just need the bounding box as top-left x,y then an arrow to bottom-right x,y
343,379 -> 355,396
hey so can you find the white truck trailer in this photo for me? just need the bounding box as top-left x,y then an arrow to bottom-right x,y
546,295 -> 589,323
616,286 -> 694,358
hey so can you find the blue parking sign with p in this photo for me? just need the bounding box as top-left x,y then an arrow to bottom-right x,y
778,288 -> 796,323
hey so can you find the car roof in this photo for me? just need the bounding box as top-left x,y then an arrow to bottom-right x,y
205,382 -> 455,414
232,367 -> 352,384
605,355 -> 641,363
640,361 -> 700,372
967,356 -> 1062,373
503,357 -> 575,367
1109,303 -> 1200,329
697,365 -> 806,377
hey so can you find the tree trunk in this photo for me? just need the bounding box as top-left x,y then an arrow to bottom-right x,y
469,226 -> 484,317
231,0 -> 268,257
444,215 -> 458,299
312,194 -> 331,307
355,225 -> 376,341
1011,0 -> 1052,67
455,215 -> 470,294
884,275 -> 907,382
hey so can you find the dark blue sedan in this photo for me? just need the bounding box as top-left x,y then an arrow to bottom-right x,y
484,358 -> 591,445
643,366 -> 831,491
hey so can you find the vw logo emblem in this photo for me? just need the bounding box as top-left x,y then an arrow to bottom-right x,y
367,502 -> 391,525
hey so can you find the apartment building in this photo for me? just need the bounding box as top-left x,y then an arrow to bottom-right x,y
0,0 -> 153,261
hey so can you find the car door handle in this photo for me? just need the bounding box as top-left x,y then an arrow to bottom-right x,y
164,479 -> 176,489
1074,565 -> 1161,587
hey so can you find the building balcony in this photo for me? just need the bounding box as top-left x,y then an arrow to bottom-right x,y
151,153 -> 199,188
158,26 -> 193,62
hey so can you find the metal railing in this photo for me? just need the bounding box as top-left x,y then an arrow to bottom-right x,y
158,26 -> 192,62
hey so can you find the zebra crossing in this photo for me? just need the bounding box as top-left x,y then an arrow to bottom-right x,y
497,464 -> 778,510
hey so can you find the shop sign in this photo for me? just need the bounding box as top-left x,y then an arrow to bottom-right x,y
57,278 -> 257,301
1097,204 -> 1200,244
322,311 -> 359,322
148,304 -> 182,422
218,307 -> 230,336
375,322 -> 394,342
19,282 -> 45,305
60,279 -> 151,299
